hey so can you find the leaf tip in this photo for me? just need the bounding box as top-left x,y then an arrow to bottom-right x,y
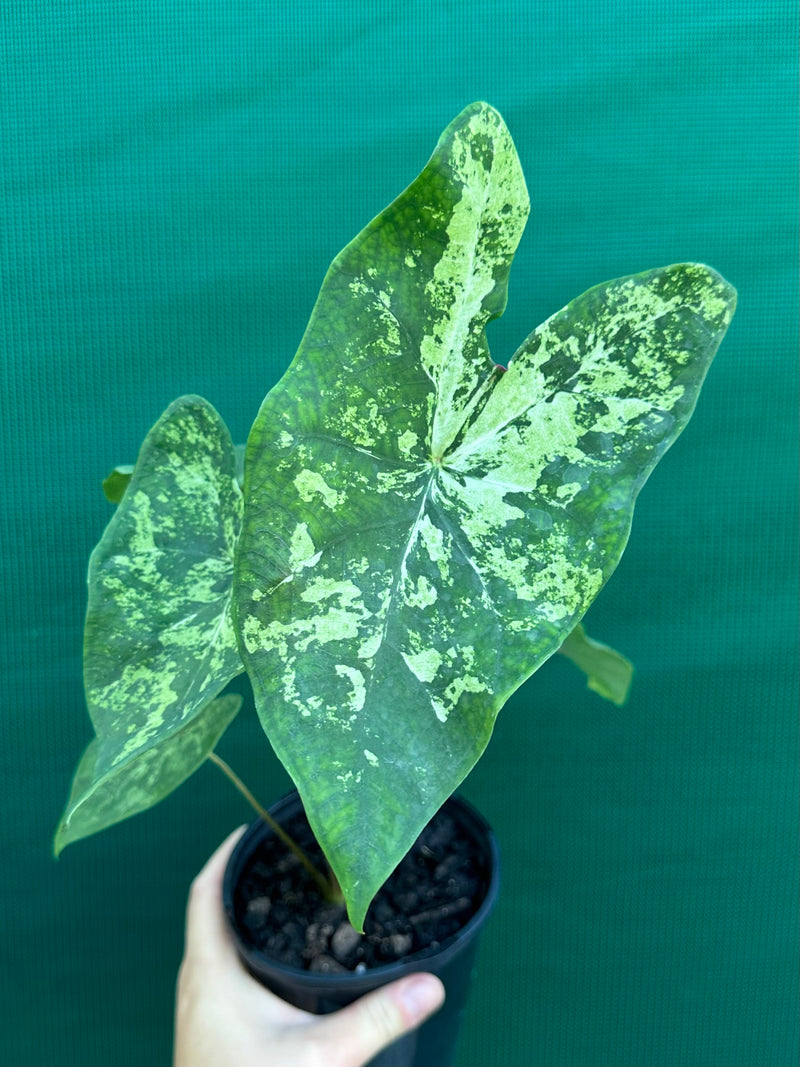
52,827 -> 67,859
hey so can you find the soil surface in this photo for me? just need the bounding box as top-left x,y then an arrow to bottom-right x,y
232,804 -> 489,973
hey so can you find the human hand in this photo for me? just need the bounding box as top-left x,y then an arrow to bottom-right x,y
173,826 -> 445,1067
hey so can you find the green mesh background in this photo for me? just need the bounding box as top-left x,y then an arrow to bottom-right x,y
2,3 -> 797,1066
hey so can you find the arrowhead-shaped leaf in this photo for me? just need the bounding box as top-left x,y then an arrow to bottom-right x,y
60,395 -> 245,850
234,102 -> 736,928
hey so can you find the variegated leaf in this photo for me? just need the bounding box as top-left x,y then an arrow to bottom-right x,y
234,102 -> 736,928
60,395 -> 245,850
55,695 -> 241,854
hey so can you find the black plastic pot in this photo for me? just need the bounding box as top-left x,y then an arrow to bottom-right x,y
223,791 -> 500,1067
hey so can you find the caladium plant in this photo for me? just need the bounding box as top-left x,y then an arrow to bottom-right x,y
55,102 -> 736,932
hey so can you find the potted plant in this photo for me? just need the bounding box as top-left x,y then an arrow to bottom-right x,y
54,102 -> 736,1066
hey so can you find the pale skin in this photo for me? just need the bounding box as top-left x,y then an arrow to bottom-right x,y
174,826 -> 446,1067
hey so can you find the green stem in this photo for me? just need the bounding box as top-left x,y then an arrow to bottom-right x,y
207,751 -> 340,902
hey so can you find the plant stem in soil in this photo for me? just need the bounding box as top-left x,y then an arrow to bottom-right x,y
207,751 -> 341,902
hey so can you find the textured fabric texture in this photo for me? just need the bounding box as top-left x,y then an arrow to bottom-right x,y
1,3 -> 797,1066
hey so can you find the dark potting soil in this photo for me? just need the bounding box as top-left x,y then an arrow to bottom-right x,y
232,805 -> 488,974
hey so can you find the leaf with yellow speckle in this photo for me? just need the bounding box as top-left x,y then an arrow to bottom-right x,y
58,396 -> 245,851
234,101 -> 736,929
54,695 -> 241,855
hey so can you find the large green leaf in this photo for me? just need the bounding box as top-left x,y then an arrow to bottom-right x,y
55,695 -> 241,854
59,395 -> 245,850
234,102 -> 736,928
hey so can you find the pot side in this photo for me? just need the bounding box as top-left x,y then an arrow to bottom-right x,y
223,791 -> 500,1067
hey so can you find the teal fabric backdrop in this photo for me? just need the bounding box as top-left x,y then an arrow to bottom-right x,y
2,3 -> 797,1065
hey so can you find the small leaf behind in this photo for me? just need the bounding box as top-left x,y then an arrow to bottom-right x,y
102,465 -> 134,504
557,623 -> 634,706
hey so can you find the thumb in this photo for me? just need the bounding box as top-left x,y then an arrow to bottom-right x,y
309,973 -> 445,1067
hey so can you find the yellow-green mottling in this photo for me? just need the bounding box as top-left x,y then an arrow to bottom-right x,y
57,395 -> 246,855
57,103 -> 736,933
228,104 -> 738,930
232,103 -> 735,928
55,695 -> 241,855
